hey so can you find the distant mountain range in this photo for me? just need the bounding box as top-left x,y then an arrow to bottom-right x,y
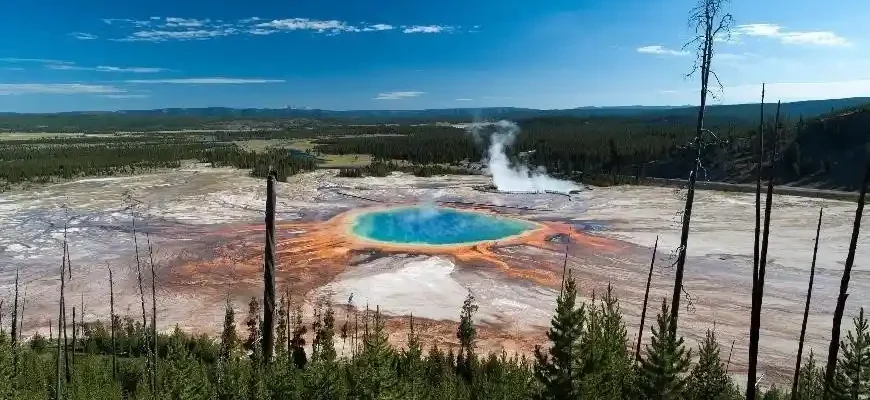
2,97 -> 870,131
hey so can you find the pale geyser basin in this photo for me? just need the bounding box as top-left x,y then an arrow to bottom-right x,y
351,206 -> 534,246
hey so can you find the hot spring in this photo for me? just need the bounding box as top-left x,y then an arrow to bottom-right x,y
351,206 -> 535,245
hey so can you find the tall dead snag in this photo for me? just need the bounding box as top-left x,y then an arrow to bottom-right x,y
791,208 -> 823,400
108,264 -> 116,379
71,307 -> 76,367
147,232 -> 158,394
823,163 -> 870,395
262,172 -> 278,364
11,265 -> 19,374
62,234 -> 71,384
635,236 -> 659,363
670,0 -> 733,335
726,339 -> 735,373
746,100 -> 780,400
126,194 -> 151,389
19,285 -> 27,342
754,84 -> 765,289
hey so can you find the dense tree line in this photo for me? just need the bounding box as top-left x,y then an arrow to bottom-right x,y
0,138 -> 317,188
337,161 -> 474,178
0,142 -> 215,185
3,272 -> 864,399
315,127 -> 480,165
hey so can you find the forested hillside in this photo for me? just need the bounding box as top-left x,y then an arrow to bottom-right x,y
2,97 -> 869,132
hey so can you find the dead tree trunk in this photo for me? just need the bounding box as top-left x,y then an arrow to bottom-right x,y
286,289 -> 292,361
71,306 -> 76,367
670,0 -> 732,334
11,266 -> 19,374
62,241 -> 71,384
791,208 -> 823,400
823,163 -> 870,395
147,233 -> 158,394
262,172 -> 278,364
635,236 -> 659,363
747,100 -> 780,400
726,339 -> 735,373
19,285 -> 27,342
129,204 -> 151,390
754,84 -> 765,288
109,264 -> 116,379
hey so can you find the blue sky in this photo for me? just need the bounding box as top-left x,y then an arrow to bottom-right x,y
1,0 -> 869,112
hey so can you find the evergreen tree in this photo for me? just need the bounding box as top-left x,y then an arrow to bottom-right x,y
243,297 -> 261,363
402,315 -> 426,399
795,350 -> 825,400
761,385 -> 788,400
220,297 -> 238,362
351,307 -> 400,399
639,299 -> 691,399
686,328 -> 740,400
534,270 -> 585,400
456,291 -> 479,383
165,326 -> 213,400
290,305 -> 308,370
275,294 -> 288,356
831,307 -> 870,399
580,284 -> 633,399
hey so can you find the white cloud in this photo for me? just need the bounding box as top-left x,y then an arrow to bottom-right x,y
402,25 -> 452,34
47,64 -> 168,73
255,18 -> 359,34
248,28 -> 277,35
115,29 -> 236,42
374,91 -> 425,100
455,98 -> 473,101
0,58 -> 73,64
636,45 -> 688,56
104,17 -> 455,41
363,24 -> 394,32
102,94 -> 149,99
69,32 -> 98,40
732,23 -> 850,46
0,83 -> 124,95
164,17 -> 208,28
125,78 -> 285,84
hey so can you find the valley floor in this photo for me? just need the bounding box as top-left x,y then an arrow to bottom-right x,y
0,165 -> 867,387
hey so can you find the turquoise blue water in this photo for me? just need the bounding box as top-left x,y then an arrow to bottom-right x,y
352,206 -> 534,245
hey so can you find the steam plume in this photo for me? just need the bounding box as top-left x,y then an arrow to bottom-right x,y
470,120 -> 581,194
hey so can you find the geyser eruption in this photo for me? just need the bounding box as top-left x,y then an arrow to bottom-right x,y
471,120 -> 582,194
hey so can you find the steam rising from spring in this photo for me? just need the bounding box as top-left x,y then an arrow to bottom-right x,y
469,120 -> 582,194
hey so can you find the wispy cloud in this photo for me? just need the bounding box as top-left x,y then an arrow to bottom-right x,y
402,25 -> 452,34
101,94 -> 149,99
102,17 -> 458,41
0,83 -> 124,95
636,45 -> 688,56
732,23 -> 850,46
114,29 -> 237,42
69,32 -> 99,40
0,57 -> 73,65
363,24 -> 395,32
255,18 -> 360,34
374,91 -> 425,100
48,64 -> 169,73
455,98 -> 473,101
124,78 -> 285,84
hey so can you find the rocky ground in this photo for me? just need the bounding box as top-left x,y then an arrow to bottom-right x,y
0,164 -> 867,388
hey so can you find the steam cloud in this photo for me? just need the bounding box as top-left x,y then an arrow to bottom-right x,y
469,120 -> 582,194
